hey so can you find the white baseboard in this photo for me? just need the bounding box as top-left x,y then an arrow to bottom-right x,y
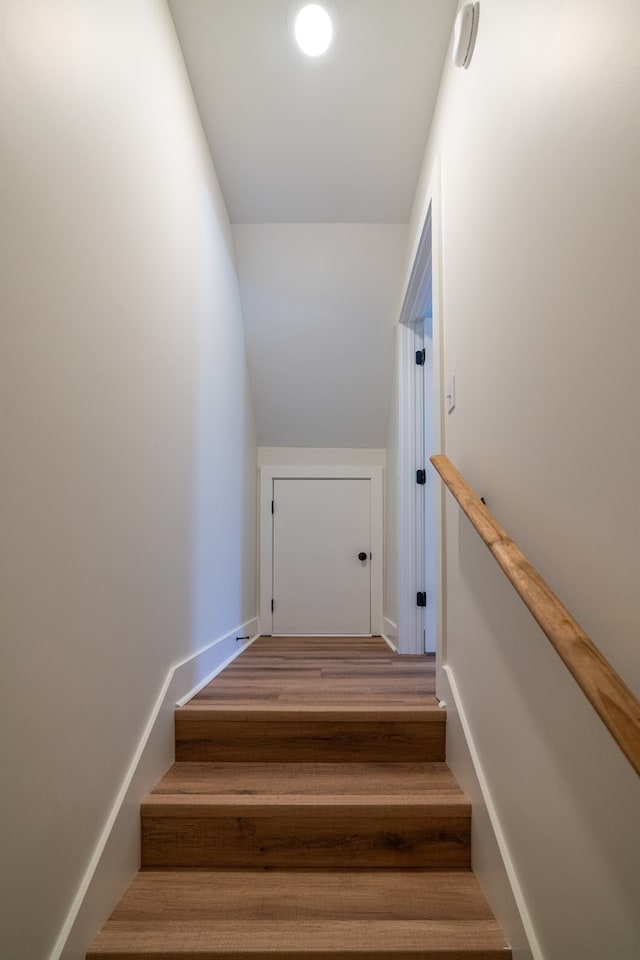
53,617 -> 259,960
382,617 -> 398,651
175,630 -> 260,706
443,665 -> 542,960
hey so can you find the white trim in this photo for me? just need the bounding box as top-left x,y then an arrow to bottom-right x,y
51,674 -> 174,960
429,159 -> 446,693
175,631 -> 260,706
396,324 -> 423,655
382,617 -> 398,652
259,465 -> 384,637
51,617 -> 258,960
394,158 -> 444,671
444,665 -> 544,960
383,616 -> 398,640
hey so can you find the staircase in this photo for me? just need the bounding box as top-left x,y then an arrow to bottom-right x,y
88,637 -> 510,959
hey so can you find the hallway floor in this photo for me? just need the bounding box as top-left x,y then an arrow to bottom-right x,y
190,635 -> 437,709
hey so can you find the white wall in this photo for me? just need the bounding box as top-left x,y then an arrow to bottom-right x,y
406,1 -> 640,957
0,2 -> 256,958
234,224 -> 407,448
258,447 -> 386,467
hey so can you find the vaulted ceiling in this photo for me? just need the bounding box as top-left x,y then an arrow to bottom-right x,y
168,0 -> 457,444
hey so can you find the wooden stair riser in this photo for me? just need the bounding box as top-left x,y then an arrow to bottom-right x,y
175,717 -> 445,763
141,810 -> 470,869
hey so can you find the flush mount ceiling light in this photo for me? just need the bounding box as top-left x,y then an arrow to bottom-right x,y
453,2 -> 479,69
293,3 -> 334,57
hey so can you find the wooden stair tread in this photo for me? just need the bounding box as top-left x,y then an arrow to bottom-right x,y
107,869 -> 500,921
191,686 -> 437,701
89,919 -> 509,958
145,762 -> 467,811
178,703 -> 442,717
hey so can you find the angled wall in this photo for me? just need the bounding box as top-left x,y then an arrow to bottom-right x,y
406,1 -> 640,957
233,223 -> 407,448
0,2 -> 256,957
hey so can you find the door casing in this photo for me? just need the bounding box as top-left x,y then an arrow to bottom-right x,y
259,464 -> 383,637
396,159 -> 444,690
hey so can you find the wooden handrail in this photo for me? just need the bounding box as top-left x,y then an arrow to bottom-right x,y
430,454 -> 640,777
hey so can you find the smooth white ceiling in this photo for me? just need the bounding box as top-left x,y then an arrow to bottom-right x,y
168,0 -> 457,223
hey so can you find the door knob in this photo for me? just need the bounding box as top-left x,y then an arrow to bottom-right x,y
358,552 -> 367,562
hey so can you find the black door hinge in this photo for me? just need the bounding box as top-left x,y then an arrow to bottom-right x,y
416,469 -> 426,485
271,500 -> 274,514
415,348 -> 425,366
271,599 -> 274,612
417,591 -> 427,607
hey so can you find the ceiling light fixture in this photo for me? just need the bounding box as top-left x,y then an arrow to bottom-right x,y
294,3 -> 334,57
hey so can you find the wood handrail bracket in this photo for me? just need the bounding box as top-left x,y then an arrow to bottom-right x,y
430,454 -> 640,777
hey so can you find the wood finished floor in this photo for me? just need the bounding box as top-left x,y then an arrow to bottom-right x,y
191,635 -> 437,708
176,637 -> 442,763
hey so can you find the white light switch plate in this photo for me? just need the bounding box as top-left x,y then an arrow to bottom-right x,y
446,375 -> 456,413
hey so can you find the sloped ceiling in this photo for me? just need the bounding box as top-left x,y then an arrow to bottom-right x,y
168,0 -> 457,446
169,0 -> 457,223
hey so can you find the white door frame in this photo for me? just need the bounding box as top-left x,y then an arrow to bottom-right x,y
259,465 -> 384,637
396,160 -> 445,687
396,323 -> 426,656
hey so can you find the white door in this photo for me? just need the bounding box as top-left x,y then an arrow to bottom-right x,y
272,478 -> 371,635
